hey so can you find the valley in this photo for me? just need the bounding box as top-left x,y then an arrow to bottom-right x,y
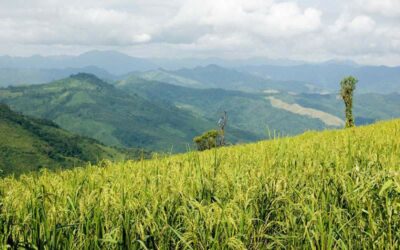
1,56 -> 399,158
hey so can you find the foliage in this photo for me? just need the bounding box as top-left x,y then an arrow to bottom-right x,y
119,77 -> 400,140
116,79 -> 328,139
340,76 -> 358,128
0,104 -> 145,176
1,73 -> 398,154
0,73 -> 214,152
193,129 -> 220,151
0,119 -> 399,248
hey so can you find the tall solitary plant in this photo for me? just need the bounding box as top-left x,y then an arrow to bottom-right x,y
340,76 -> 358,128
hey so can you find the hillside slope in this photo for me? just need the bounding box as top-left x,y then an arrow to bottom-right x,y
1,119 -> 399,248
0,104 -> 128,176
117,78 -> 328,137
0,73 -> 255,151
269,92 -> 400,125
118,77 -> 400,137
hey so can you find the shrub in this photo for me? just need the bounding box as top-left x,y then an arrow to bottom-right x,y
340,76 -> 358,128
193,129 -> 219,151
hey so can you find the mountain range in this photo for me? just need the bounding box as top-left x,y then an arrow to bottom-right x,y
0,51 -> 156,75
240,64 -> 400,94
1,70 -> 399,154
0,73 -> 257,152
0,50 -> 399,94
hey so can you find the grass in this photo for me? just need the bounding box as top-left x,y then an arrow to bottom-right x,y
0,119 -> 399,249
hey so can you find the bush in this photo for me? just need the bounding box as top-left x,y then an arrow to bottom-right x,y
193,130 -> 219,151
340,76 -> 358,128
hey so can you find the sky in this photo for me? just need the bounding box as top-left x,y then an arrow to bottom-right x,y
0,0 -> 399,65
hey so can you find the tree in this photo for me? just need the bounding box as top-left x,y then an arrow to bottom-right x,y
193,130 -> 219,151
340,76 -> 358,128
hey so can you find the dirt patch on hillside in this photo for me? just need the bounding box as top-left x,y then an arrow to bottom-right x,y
267,96 -> 345,127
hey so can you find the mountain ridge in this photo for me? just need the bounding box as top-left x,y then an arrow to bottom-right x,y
0,73 -> 258,151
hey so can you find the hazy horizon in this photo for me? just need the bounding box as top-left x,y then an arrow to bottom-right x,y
1,49 -> 399,68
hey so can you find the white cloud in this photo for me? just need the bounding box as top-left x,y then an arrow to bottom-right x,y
166,0 -> 321,40
0,0 -> 399,65
348,15 -> 376,34
356,0 -> 400,17
0,4 -> 156,46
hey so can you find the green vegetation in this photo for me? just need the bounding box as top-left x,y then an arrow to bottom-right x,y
0,104 -> 142,176
340,76 -> 358,128
1,119 -> 399,248
1,72 -> 398,154
0,73 -> 229,152
193,129 -> 219,151
116,78 -> 328,138
274,92 -> 400,126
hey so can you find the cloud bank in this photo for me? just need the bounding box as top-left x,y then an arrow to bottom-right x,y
0,0 -> 399,65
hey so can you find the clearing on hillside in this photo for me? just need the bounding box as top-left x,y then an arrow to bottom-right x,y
267,96 -> 345,127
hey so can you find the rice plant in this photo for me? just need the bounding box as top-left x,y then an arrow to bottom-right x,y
1,119 -> 399,249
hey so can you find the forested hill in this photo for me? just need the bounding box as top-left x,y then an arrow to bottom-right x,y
0,104 -> 130,176
0,73 -> 257,152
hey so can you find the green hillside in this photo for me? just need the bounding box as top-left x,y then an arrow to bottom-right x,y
0,104 -> 129,176
118,77 -> 400,138
1,119 -> 399,248
116,78 -> 337,137
272,92 -> 400,125
0,73 -> 256,152
1,72 -> 397,154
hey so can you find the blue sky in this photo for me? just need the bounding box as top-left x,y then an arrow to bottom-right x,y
0,0 -> 399,65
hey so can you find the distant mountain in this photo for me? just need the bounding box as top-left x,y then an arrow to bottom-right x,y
239,64 -> 400,94
71,51 -> 157,74
1,50 -> 398,94
0,104 -> 130,176
0,50 -> 157,75
0,66 -> 115,87
0,73 -> 255,152
149,57 -> 306,70
319,59 -> 359,67
134,65 -> 317,93
132,69 -> 204,88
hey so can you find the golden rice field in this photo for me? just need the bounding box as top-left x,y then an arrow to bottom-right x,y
1,120 -> 400,249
